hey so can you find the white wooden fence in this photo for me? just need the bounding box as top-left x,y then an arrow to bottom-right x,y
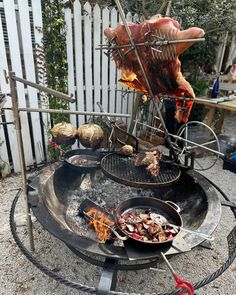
0,0 -> 45,173
0,0 -> 137,174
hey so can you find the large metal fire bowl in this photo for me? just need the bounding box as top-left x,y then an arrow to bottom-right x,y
28,162 -> 221,261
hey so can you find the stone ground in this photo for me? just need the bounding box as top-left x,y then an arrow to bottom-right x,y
0,113 -> 236,295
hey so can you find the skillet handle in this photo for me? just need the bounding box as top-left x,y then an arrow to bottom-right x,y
111,227 -> 128,241
59,154 -> 65,162
165,201 -> 181,213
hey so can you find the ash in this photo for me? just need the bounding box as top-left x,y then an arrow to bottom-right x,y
65,170 -> 153,244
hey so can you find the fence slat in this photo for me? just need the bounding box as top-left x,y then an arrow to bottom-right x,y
83,2 -> 93,115
133,13 -> 139,23
0,13 -> 10,171
0,9 -> 20,172
65,6 -> 77,149
115,13 -> 122,117
126,11 -> 132,22
74,0 -> 85,125
109,8 -> 118,115
101,7 -> 109,113
3,0 -> 34,167
114,12 -> 135,127
31,0 -> 49,159
18,0 -> 44,164
93,4 -> 101,112
126,12 -> 136,128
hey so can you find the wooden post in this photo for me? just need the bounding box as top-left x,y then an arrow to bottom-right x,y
8,71 -> 35,251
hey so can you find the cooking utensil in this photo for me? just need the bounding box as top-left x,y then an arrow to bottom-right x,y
63,149 -> 102,172
79,209 -> 128,241
114,197 -> 182,245
161,252 -> 194,295
79,197 -> 182,245
150,213 -> 214,241
101,152 -> 181,189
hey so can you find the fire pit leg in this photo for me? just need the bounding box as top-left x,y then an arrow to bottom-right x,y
98,258 -> 118,295
199,240 -> 213,250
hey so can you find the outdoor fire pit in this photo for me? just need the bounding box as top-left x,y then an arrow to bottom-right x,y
10,151 -> 236,295
27,156 -> 221,262
6,2 -> 236,293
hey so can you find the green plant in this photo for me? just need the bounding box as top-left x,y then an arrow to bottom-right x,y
42,0 -> 69,124
188,77 -> 209,121
0,138 -> 10,177
41,0 -> 74,160
47,143 -> 71,161
188,77 -> 209,97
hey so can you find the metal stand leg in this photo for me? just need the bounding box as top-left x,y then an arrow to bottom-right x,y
98,258 -> 118,295
8,71 -> 35,251
200,240 -> 213,250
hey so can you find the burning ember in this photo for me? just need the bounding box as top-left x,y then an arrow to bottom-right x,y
86,208 -> 115,241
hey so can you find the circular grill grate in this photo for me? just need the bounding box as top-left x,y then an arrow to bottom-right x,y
101,153 -> 181,188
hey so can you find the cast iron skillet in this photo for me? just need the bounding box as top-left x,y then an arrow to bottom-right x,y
80,197 -> 182,246
114,197 -> 182,245
63,149 -> 102,172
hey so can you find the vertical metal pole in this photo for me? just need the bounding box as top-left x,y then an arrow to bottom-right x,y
9,72 -> 35,251
114,0 -> 178,161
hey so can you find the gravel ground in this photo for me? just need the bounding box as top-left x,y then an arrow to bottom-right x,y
1,114 -> 236,295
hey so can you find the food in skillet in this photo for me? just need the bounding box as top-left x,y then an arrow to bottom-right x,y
118,210 -> 179,242
133,150 -> 162,177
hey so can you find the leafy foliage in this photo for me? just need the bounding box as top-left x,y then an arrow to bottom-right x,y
171,0 -> 236,73
42,0 -> 69,124
0,139 -> 10,177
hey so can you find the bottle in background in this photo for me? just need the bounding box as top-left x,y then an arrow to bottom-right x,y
211,76 -> 220,98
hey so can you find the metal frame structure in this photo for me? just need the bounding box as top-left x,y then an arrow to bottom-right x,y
2,0 -> 221,249
3,1 -> 236,293
4,71 -> 131,250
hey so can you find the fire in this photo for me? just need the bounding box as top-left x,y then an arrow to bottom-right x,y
86,208 -> 115,241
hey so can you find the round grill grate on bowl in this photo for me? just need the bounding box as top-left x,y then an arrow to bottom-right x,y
101,153 -> 181,188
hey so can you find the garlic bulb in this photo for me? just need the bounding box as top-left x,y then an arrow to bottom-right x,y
77,123 -> 104,149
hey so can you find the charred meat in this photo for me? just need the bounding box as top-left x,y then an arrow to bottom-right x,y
104,16 -> 205,122
118,210 -> 179,243
133,150 -> 162,177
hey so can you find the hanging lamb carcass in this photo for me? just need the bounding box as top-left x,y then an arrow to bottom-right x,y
104,16 -> 205,122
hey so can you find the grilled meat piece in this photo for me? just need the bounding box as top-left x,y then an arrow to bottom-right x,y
120,211 -> 178,242
133,150 -> 162,177
104,16 -> 205,122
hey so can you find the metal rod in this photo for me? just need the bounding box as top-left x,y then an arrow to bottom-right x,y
10,74 -> 75,103
171,134 -> 224,156
187,139 -> 217,151
13,107 -> 130,118
0,121 -> 14,125
135,120 -> 224,156
8,72 -> 35,251
97,38 -> 205,50
161,252 -> 175,274
114,0 -> 178,160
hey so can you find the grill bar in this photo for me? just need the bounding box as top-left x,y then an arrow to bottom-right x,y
101,153 -> 181,188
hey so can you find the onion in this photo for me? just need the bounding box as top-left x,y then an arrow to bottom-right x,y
50,122 -> 77,145
77,123 -> 104,149
120,145 -> 134,156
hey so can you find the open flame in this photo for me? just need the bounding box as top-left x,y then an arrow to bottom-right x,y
86,208 -> 115,241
